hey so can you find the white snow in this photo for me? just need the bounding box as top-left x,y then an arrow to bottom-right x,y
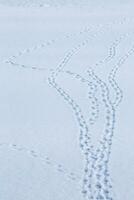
0,1 -> 134,200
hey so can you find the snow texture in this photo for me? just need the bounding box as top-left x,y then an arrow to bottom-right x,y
0,1 -> 134,200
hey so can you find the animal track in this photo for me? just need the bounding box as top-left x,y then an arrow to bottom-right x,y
0,142 -> 80,182
86,43 -> 134,199
4,17 -> 128,74
2,12 -> 134,200
47,23 -> 134,200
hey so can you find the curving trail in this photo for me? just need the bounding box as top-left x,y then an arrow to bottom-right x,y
47,22 -> 134,200
4,17 -> 129,72
1,4 -> 134,199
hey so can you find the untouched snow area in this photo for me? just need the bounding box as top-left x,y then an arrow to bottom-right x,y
0,1 -> 134,200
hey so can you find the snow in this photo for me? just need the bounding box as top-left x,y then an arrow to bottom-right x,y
0,1 -> 134,200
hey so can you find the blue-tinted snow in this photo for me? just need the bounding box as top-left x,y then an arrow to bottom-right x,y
0,1 -> 134,200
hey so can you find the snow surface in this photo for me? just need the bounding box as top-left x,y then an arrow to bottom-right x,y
0,1 -> 134,200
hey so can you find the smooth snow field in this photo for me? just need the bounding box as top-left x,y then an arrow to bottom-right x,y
0,1 -> 134,200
